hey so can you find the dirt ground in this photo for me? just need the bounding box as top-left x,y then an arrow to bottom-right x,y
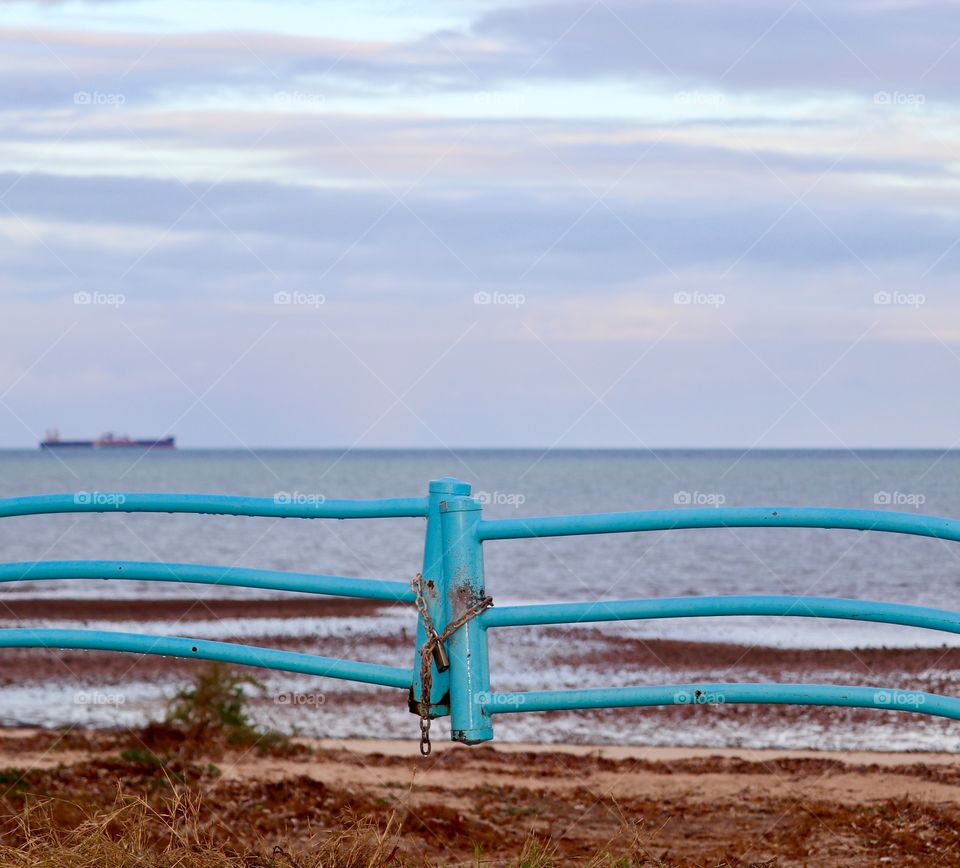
2,728 -> 960,866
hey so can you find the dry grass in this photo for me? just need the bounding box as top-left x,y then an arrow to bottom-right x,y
0,786 -> 655,866
0,787 -> 407,866
0,789 -> 231,867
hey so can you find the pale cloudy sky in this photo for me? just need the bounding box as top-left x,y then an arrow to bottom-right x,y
1,0 -> 958,448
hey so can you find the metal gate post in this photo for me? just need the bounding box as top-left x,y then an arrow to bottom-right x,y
409,477 -> 471,718
440,494 -> 494,744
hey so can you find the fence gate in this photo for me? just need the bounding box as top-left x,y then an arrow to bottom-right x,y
4,477 -> 960,753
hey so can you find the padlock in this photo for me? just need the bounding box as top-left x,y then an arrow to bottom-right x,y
432,640 -> 450,673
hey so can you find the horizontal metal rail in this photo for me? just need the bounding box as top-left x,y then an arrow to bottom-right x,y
481,594 -> 960,634
0,629 -> 412,689
8,480 -> 960,747
0,493 -> 428,520
0,560 -> 415,603
477,506 -> 960,542
485,683 -> 960,720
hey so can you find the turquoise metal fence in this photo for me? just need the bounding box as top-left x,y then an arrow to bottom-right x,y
3,476 -> 960,753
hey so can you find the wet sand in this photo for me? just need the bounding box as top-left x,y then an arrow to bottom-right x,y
3,595 -> 960,750
0,596 -> 386,621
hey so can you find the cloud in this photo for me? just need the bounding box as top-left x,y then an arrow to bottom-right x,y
3,169 -> 959,304
3,0 -> 959,111
0,25 -> 460,108
472,0 -> 960,97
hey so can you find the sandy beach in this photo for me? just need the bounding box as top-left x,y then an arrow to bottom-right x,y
1,727 -> 959,865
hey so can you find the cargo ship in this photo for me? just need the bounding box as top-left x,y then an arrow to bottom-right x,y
40,430 -> 175,449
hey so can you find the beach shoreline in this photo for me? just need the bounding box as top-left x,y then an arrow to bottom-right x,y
4,725 -> 958,764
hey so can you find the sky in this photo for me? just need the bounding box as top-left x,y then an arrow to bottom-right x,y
1,0 -> 959,449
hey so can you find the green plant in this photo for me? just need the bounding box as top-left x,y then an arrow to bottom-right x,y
166,664 -> 262,740
137,663 -> 290,757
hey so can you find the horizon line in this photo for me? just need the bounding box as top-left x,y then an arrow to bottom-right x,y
5,446 -> 960,453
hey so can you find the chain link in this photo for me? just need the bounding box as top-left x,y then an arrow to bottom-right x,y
411,572 -> 493,756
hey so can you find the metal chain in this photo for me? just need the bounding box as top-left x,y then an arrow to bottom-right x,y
411,572 -> 493,756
